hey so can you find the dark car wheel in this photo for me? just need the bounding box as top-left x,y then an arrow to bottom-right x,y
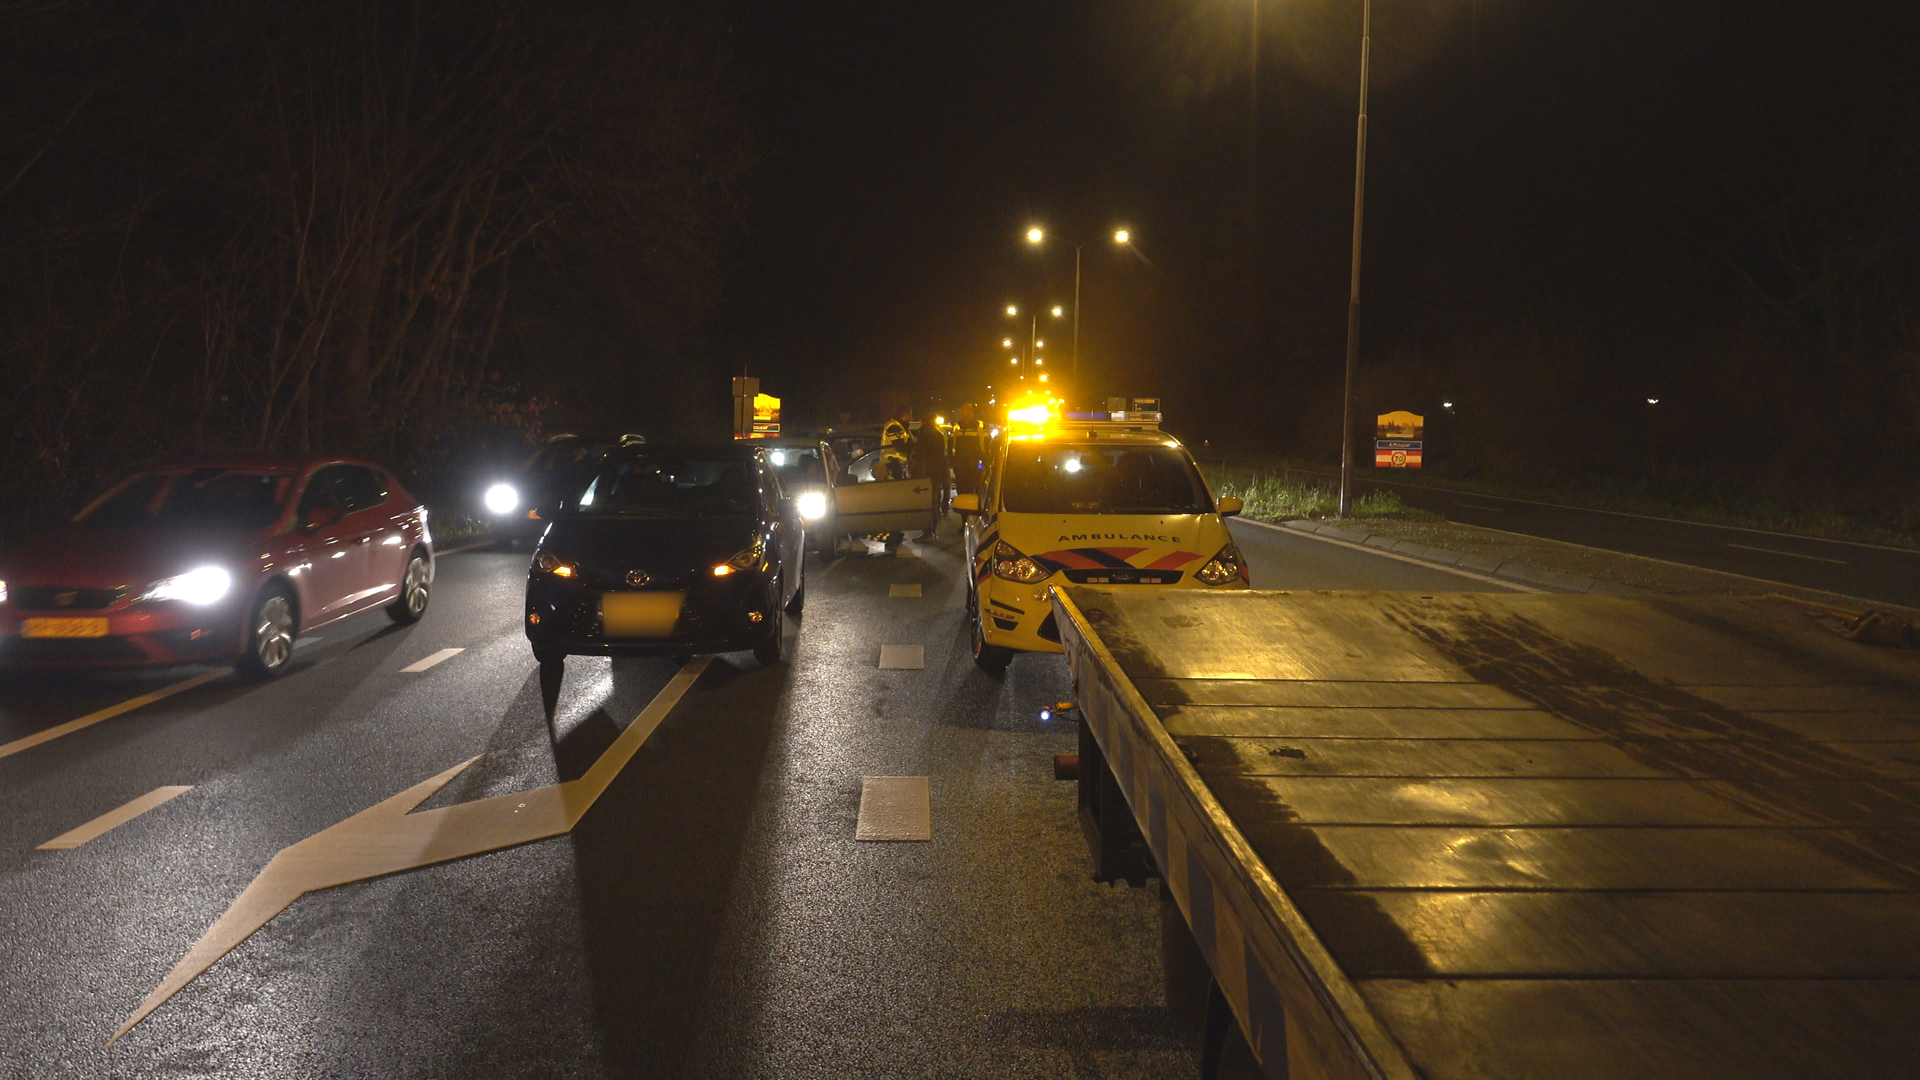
753,582 -> 786,667
532,643 -> 566,667
387,551 -> 431,625
240,586 -> 297,679
785,570 -> 805,615
970,593 -> 1012,675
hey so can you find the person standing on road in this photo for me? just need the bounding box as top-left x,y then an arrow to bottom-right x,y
951,403 -> 986,496
912,414 -> 950,538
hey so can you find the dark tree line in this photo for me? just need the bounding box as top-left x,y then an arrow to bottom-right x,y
0,0 -> 750,532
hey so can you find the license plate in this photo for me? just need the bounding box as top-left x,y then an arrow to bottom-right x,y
600,592 -> 684,638
23,617 -> 110,639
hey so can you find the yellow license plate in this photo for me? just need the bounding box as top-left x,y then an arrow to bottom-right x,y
600,592 -> 684,638
23,617 -> 111,639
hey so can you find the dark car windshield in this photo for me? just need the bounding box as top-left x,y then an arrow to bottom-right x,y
75,468 -> 294,529
1000,443 -> 1212,515
575,453 -> 757,516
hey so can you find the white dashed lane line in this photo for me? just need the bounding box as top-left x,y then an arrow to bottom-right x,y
878,644 -> 925,670
38,786 -> 193,850
889,584 -> 922,598
399,648 -> 465,673
855,776 -> 931,841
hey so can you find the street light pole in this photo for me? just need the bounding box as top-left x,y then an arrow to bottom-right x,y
1336,0 -> 1372,518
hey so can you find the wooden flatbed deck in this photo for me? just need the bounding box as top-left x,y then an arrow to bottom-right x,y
1056,588 -> 1920,1079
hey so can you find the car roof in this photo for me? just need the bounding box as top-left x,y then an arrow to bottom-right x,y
604,441 -> 762,460
1024,428 -> 1183,447
139,453 -> 379,472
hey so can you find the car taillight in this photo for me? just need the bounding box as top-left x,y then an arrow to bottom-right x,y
1195,542 -> 1245,585
991,540 -> 1051,584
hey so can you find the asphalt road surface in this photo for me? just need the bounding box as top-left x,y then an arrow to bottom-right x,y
1346,473 -> 1920,609
0,522 -> 1514,1078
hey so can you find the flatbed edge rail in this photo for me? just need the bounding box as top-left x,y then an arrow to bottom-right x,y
1053,587 -> 1418,1080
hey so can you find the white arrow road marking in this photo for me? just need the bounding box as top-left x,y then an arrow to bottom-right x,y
110,655 -> 712,1043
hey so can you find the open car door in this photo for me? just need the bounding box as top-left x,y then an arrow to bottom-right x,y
833,448 -> 933,537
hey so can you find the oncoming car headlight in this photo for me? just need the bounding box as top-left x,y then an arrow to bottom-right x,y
796,490 -> 828,520
1194,542 -> 1246,586
142,566 -> 233,606
991,540 -> 1050,584
484,483 -> 519,516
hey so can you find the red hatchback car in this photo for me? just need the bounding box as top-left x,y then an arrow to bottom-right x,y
0,455 -> 434,677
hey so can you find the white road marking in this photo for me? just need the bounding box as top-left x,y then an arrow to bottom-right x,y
1235,518 -> 1540,592
399,647 -> 465,672
895,546 -> 921,558
111,656 -> 713,1043
889,584 -> 922,598
855,776 -> 931,841
879,644 -> 925,669
1726,542 -> 1847,565
38,786 -> 193,850
1452,502 -> 1506,513
0,669 -> 229,761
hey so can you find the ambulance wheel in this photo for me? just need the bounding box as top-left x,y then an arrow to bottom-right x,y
970,596 -> 1012,675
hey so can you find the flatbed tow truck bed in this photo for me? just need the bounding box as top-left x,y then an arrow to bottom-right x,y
1053,587 -> 1920,1079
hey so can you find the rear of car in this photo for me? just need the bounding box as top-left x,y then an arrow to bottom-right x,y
961,429 -> 1247,667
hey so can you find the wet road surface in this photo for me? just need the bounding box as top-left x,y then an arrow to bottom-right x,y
0,523 -> 1515,1077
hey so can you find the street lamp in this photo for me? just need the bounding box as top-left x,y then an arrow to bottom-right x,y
1336,0 -> 1374,518
1006,304 -> 1018,316
1026,225 -> 1134,377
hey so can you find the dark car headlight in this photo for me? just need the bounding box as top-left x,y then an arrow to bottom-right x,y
712,539 -> 766,578
141,566 -> 234,605
534,551 -> 577,578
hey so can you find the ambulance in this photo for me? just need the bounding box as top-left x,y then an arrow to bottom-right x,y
950,400 -> 1248,672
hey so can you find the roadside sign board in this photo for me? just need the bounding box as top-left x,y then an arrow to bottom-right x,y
750,392 -> 781,438
1375,410 -> 1424,468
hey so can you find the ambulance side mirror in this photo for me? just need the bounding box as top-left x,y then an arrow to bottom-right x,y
951,494 -> 981,514
1217,496 -> 1243,518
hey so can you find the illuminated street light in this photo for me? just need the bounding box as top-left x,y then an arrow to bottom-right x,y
1006,304 -> 1017,316
1038,374 -> 1048,382
1113,229 -> 1129,244
1442,401 -> 1454,408
1051,305 -> 1063,317
1026,227 -> 1044,244
1035,358 -> 1043,366
1009,357 -> 1018,364
1035,340 -> 1044,348
1025,226 -> 1134,376
1003,338 -> 1012,347
1647,397 -> 1660,405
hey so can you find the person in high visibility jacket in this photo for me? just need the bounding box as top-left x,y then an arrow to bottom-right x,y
950,403 -> 987,496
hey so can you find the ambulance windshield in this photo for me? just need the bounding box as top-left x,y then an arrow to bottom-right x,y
1000,444 -> 1211,515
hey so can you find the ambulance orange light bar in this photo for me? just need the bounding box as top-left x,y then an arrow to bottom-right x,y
1007,404 -> 1051,426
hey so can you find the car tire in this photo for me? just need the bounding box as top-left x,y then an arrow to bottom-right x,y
239,585 -> 298,680
386,551 -> 431,625
785,575 -> 805,615
532,644 -> 566,667
970,593 -> 1012,675
753,584 -> 785,667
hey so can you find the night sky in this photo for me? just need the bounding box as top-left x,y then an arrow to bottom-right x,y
712,0 -> 1919,483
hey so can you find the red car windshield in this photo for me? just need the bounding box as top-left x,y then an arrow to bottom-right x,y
75,468 -> 294,530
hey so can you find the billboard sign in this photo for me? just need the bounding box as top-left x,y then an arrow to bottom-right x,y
1375,410 -> 1424,468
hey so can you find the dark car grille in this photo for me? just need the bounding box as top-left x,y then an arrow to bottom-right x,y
1059,569 -> 1183,586
8,585 -> 126,611
556,588 -> 734,640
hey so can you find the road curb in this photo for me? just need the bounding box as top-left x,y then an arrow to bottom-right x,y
1280,518 -> 1612,594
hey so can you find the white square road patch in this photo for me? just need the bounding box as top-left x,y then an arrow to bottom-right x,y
878,644 -> 925,669
889,584 -> 922,598
855,776 -> 931,841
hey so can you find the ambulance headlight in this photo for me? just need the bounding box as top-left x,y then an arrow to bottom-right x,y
1195,542 -> 1246,586
991,540 -> 1051,584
